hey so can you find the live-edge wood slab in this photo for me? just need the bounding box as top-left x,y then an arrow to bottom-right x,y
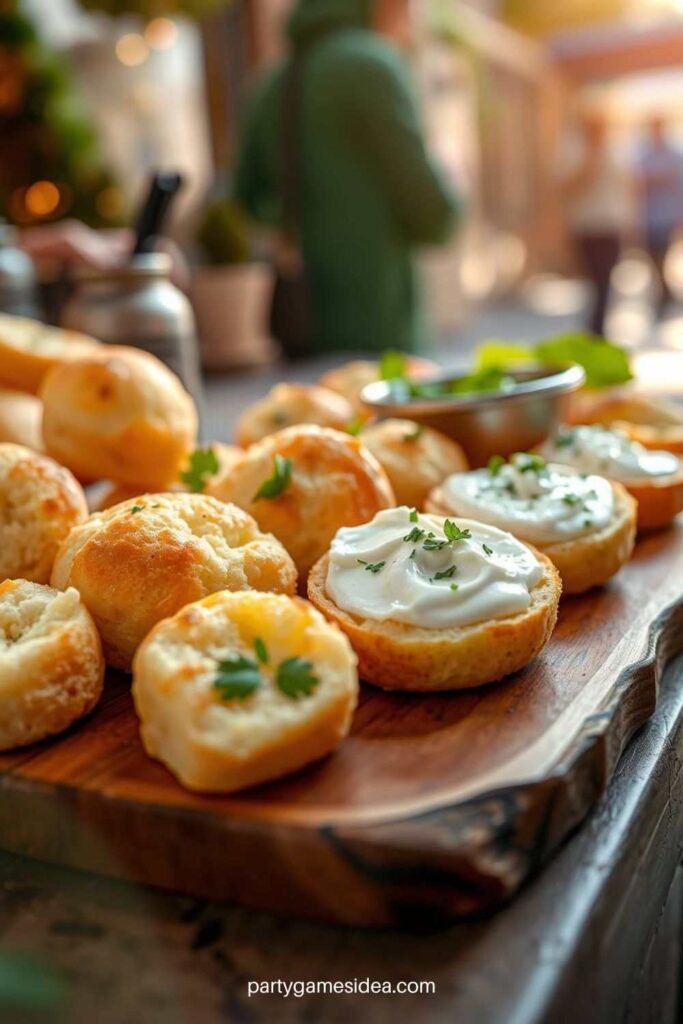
1,524 -> 682,927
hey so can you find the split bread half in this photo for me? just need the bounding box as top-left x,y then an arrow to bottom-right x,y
307,548 -> 561,692
132,590 -> 358,792
427,481 -> 637,596
0,579 -> 104,751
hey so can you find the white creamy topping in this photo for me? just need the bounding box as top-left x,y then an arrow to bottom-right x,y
441,457 -> 614,545
540,424 -> 679,481
325,506 -> 543,630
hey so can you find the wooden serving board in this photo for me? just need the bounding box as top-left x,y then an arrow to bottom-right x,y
1,524 -> 682,927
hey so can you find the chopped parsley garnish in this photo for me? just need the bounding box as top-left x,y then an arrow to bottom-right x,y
214,655 -> 261,700
344,416 -> 364,437
488,455 -> 505,476
403,526 -> 425,543
276,657 -> 320,699
180,446 -> 220,493
253,454 -> 293,501
444,520 -> 472,543
409,548 -> 416,559
584,517 -> 593,528
483,544 -> 493,556
450,583 -> 459,592
512,452 -> 546,473
130,504 -> 144,514
423,536 -> 449,551
404,425 -> 424,442
554,430 -> 576,449
380,349 -> 407,381
433,565 -> 457,580
562,493 -> 581,506
357,559 -> 385,573
409,508 -> 419,522
254,637 -> 269,664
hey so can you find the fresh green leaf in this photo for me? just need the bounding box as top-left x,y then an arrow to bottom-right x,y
483,543 -> 493,556
444,520 -> 472,543
409,507 -> 419,522
512,452 -> 546,473
449,367 -> 517,396
130,504 -> 144,514
403,526 -> 426,543
475,340 -> 532,371
357,560 -> 385,574
423,536 -> 449,551
380,349 -> 407,380
433,565 -> 457,580
180,446 -> 220,493
253,454 -> 293,501
488,455 -> 505,476
344,416 -> 365,437
214,655 -> 261,700
254,637 -> 269,664
276,657 -> 320,699
450,583 -> 459,592
533,332 -> 632,390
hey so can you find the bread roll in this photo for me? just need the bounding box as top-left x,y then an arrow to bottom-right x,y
0,443 -> 87,584
0,388 -> 43,449
0,579 -> 103,751
235,383 -> 354,447
41,346 -> 198,487
133,590 -> 358,792
0,313 -> 100,393
51,493 -> 297,671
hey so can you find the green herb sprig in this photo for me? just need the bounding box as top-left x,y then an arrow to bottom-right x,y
253,454 -> 293,501
180,447 -> 220,493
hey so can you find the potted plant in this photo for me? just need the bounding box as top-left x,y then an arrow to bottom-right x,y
191,197 -> 275,369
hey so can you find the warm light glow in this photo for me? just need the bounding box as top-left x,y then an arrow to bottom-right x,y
24,180 -> 60,217
632,350 -> 683,395
611,254 -> 653,298
115,33 -> 149,67
521,274 -> 589,316
604,302 -> 653,349
95,186 -> 125,220
145,17 -> 178,50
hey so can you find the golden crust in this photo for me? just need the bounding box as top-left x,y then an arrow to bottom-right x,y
570,391 -> 683,454
0,442 -> 88,584
207,425 -> 396,580
0,314 -> 101,394
360,418 -> 468,509
0,579 -> 103,751
132,590 -> 358,792
0,388 -> 43,450
235,383 -> 354,447
91,443 -> 243,512
307,549 -> 561,691
50,492 -> 297,671
40,345 -> 198,487
623,467 -> 683,531
427,481 -> 637,595
318,357 -> 439,413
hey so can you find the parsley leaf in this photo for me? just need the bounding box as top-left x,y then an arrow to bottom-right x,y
512,452 -> 546,473
444,520 -> 472,543
562,493 -> 581,506
180,446 -> 220,493
483,543 -> 493,556
276,657 -> 320,699
423,536 -> 449,551
214,655 -> 261,700
130,504 -> 144,514
433,565 -> 457,580
358,559 -> 385,573
409,508 -> 419,522
488,455 -> 505,476
450,583 -> 459,592
254,637 -> 269,664
253,454 -> 293,501
380,349 -> 407,381
403,526 -> 426,543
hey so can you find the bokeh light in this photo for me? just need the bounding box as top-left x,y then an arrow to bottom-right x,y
24,180 -> 60,217
145,18 -> 178,50
115,33 -> 149,68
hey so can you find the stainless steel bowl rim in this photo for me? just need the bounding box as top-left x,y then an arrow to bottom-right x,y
360,363 -> 586,414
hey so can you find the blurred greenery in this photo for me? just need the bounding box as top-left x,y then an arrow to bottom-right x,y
475,332 -> 633,390
79,0 -> 233,16
196,198 -> 251,265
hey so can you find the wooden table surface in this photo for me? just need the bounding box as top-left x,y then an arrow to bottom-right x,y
2,349 -> 683,1024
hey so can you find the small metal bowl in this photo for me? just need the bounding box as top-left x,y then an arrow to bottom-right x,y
361,363 -> 586,467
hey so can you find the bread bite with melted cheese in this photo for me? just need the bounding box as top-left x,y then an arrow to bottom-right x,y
132,590 -> 358,792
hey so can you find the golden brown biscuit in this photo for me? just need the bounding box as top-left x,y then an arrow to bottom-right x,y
92,443 -> 243,512
574,391 -> 683,455
50,493 -> 297,671
0,443 -> 88,584
308,542 -> 560,692
0,388 -> 43,449
133,590 -> 358,792
0,314 -> 101,394
235,383 -> 354,447
207,425 -> 395,580
0,579 -> 104,751
40,346 -> 198,487
318,356 -> 439,413
360,418 -> 468,509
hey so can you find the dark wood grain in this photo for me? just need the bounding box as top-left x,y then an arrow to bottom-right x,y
0,523 -> 682,926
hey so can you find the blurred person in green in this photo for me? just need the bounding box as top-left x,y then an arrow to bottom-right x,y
235,0 -> 460,355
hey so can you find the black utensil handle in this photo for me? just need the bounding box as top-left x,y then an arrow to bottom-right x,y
131,172 -> 183,257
